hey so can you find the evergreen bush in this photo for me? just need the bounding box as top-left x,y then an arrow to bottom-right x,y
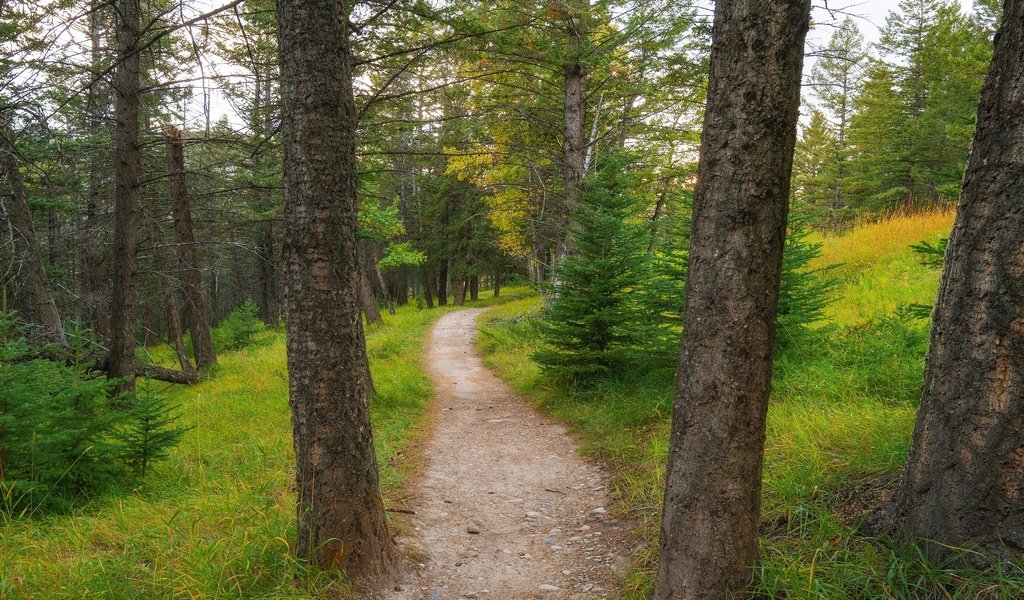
212,299 -> 267,352
0,313 -> 188,514
535,152 -> 650,383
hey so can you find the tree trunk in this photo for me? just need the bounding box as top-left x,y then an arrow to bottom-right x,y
889,0 -> 1024,560
493,269 -> 501,298
277,0 -> 397,585
557,1 -> 587,269
360,268 -> 382,325
142,199 -> 193,375
654,2 -> 811,598
454,279 -> 467,306
437,261 -> 448,306
0,130 -> 67,346
165,127 -> 216,368
469,274 -> 479,301
422,265 -> 435,308
374,260 -> 395,315
108,0 -> 142,392
257,220 -> 279,327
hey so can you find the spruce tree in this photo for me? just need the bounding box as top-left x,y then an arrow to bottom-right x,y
535,151 -> 649,382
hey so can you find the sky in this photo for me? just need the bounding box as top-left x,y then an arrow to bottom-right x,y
808,0 -> 977,47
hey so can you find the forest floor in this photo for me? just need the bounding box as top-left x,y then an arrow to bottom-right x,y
385,309 -> 635,600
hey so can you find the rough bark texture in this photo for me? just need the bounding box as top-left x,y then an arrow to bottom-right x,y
0,130 -> 67,346
277,0 -> 397,585
890,0 -> 1024,559
557,3 -> 587,266
108,0 -> 142,392
654,2 -> 810,598
360,268 -> 383,325
165,127 -> 216,368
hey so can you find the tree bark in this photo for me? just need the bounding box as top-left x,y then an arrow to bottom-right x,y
108,0 -> 143,392
454,279 -> 467,306
277,0 -> 397,585
556,0 -> 588,269
422,264 -> 435,308
889,0 -> 1024,559
0,130 -> 67,346
437,261 -> 448,306
493,269 -> 501,298
360,268 -> 382,325
165,127 -> 216,368
654,2 -> 811,598
469,274 -> 479,301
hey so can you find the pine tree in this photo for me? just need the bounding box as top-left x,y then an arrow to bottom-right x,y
846,63 -> 908,210
535,151 -> 649,382
792,109 -> 839,217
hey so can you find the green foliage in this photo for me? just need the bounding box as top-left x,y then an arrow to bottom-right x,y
212,299 -> 267,353
776,219 -> 840,346
118,392 -> 191,477
0,313 -> 186,514
910,237 -> 948,268
379,241 -> 427,270
535,153 -> 650,382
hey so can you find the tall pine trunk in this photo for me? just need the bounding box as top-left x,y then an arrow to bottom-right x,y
557,1 -> 587,269
108,0 -> 142,391
277,0 -> 397,584
655,1 -> 811,597
889,0 -> 1024,559
165,127 -> 216,368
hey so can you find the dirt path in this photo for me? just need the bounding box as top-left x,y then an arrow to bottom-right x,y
384,309 -> 632,600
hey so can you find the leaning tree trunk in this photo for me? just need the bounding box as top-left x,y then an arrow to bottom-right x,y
889,0 -> 1024,560
108,0 -> 142,392
277,0 -> 397,585
360,269 -> 382,325
654,2 -> 811,598
0,129 -> 67,346
165,127 -> 216,368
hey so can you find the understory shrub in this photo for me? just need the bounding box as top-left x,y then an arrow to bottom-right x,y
212,299 -> 267,352
0,313 -> 188,514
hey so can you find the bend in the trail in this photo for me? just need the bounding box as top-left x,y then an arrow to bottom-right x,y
382,308 -> 633,600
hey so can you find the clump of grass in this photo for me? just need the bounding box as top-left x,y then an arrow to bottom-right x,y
0,287 -> 532,599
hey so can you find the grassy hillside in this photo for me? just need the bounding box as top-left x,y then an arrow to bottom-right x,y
478,212 -> 1024,598
0,290 -> 527,599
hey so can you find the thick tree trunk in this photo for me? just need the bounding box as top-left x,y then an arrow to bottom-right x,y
108,0 -> 143,392
889,1 -> 1024,560
257,221 -> 279,326
557,2 -> 587,269
454,279 -> 467,306
360,269 -> 382,325
0,130 -> 67,346
469,274 -> 479,301
277,0 -> 397,585
165,127 -> 216,368
654,2 -> 810,598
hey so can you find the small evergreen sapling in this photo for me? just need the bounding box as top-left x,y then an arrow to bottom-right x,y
535,152 -> 650,382
119,391 -> 191,476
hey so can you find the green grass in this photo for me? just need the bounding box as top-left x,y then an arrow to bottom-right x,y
478,215 -> 1024,598
0,287 -> 530,599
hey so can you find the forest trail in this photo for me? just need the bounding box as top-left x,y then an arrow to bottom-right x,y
384,309 -> 633,600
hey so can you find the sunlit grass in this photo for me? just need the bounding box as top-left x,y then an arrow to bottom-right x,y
0,288 -> 531,599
